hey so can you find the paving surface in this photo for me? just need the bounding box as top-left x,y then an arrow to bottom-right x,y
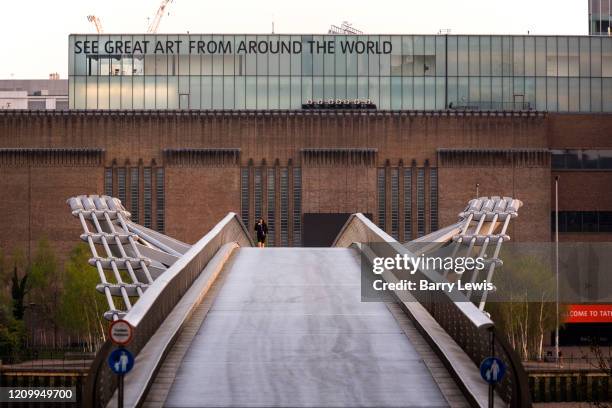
164,247 -> 449,407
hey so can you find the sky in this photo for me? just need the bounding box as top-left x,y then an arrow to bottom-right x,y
0,0 -> 588,79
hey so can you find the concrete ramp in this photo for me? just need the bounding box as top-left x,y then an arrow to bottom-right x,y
164,247 -> 449,407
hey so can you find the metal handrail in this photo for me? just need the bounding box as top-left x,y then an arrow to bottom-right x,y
84,212 -> 253,407
333,213 -> 531,407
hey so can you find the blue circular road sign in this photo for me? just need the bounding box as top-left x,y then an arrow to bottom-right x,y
108,348 -> 134,375
480,357 -> 506,384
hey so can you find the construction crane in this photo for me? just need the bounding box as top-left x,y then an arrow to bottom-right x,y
147,0 -> 174,33
87,15 -> 104,33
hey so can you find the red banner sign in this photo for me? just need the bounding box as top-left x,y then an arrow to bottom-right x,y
565,305 -> 612,323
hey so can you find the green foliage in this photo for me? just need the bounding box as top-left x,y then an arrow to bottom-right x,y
0,318 -> 26,363
58,244 -> 108,349
28,237 -> 58,294
486,254 -> 567,361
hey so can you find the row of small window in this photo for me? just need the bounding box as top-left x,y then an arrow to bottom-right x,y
71,76 -> 612,112
104,167 -> 165,232
377,167 -> 438,241
552,211 -> 612,233
241,167 -> 301,246
551,150 -> 612,170
71,35 -> 612,78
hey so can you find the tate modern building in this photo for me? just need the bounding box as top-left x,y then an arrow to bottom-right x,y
0,32 -> 611,344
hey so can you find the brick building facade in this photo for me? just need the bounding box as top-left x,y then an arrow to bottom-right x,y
1,110 -> 611,262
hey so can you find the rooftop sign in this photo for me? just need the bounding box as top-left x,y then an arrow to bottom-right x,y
74,38 -> 393,55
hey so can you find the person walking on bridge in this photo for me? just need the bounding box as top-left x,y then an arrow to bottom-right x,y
254,218 -> 268,248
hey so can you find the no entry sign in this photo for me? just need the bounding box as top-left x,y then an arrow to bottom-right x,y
109,320 -> 133,346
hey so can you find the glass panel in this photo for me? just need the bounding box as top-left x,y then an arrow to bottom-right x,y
591,37 -> 602,77
546,37 -> 557,76
402,35 -> 414,76
212,77 -> 222,108
469,36 -> 480,76
391,77 -> 402,109
86,76 -> 98,109
447,35 -> 457,76
414,77 -> 424,109
121,76 -> 132,109
234,76 -> 245,109
380,77 -> 390,109
580,77 -> 591,112
335,76 -> 346,100
424,77 -> 435,109
202,76 -> 212,108
568,37 -> 579,77
569,78 -> 579,112
189,76 -> 201,109
580,37 -> 590,77
535,37 -> 546,77
502,36 -> 512,76
547,77 -> 557,111
592,77 -> 602,112
491,36 -> 502,76
369,77 -> 379,105
480,36 -> 491,76
133,76 -> 144,109
280,35 -> 291,75
291,36 -> 302,76
603,78 -> 612,112
268,76 -> 279,109
313,35 -> 324,75
347,76 -> 357,100
291,77 -> 301,108
75,76 -> 86,109
280,76 -> 290,109
98,77 -> 110,109
524,36 -> 535,76
302,77 -> 312,102
156,76 -> 168,109
603,39 -> 612,77
402,77 -> 413,109
557,37 -> 569,77
436,35 -> 446,77
457,36 -> 468,76
224,76 -> 235,109
513,37 -> 524,76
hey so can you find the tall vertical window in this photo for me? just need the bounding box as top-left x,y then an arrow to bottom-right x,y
403,168 -> 412,241
104,167 -> 113,196
391,168 -> 399,240
430,168 -> 438,232
143,167 -> 152,228
417,168 -> 425,238
377,168 -> 386,230
280,168 -> 289,246
267,168 -> 276,247
130,167 -> 139,223
254,168 -> 262,221
293,167 -> 302,246
241,168 -> 250,225
117,168 -> 126,204
156,168 -> 165,233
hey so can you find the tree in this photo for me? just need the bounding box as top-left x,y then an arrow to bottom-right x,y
58,244 -> 108,351
27,238 -> 63,347
486,254 -> 566,361
10,266 -> 29,320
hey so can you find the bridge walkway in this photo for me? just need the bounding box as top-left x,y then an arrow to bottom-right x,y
148,247 -> 463,407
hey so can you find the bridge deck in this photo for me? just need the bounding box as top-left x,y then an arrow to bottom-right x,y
164,247 -> 449,407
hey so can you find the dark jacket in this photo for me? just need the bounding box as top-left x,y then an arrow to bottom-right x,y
254,222 -> 268,238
